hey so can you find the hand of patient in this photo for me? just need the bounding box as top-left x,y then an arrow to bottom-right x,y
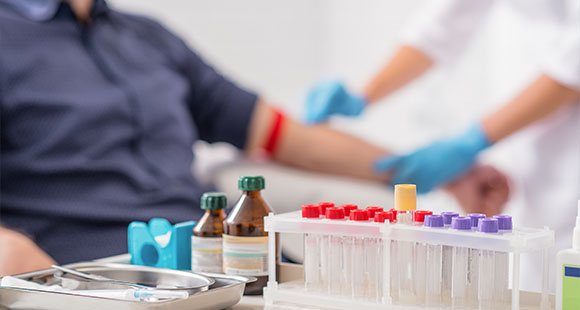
0,227 -> 55,277
445,165 -> 510,216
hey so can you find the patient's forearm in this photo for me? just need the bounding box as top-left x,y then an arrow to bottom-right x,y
363,45 -> 433,104
275,120 -> 390,182
246,101 -> 390,182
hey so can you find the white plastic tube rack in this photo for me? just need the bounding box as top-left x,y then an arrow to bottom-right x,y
263,211 -> 555,310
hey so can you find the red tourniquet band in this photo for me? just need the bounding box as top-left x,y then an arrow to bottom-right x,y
263,109 -> 285,156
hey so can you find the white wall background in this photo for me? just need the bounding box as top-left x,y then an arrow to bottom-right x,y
107,0 -> 501,152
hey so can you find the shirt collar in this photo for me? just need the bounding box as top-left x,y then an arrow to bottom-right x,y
0,0 -> 108,22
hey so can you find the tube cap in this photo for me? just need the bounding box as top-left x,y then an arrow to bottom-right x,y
326,207 -> 345,220
374,211 -> 393,223
493,215 -> 513,230
414,210 -> 433,223
201,192 -> 227,210
394,184 -> 416,211
350,209 -> 369,221
441,212 -> 459,225
478,218 -> 499,233
366,206 -> 384,218
468,213 -> 486,228
302,204 -> 320,218
318,202 -> 334,216
452,217 -> 472,230
341,204 -> 358,217
238,176 -> 265,191
424,215 -> 444,228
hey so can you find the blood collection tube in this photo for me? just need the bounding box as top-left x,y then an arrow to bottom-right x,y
342,235 -> 354,297
413,210 -> 433,306
389,208 -> 397,220
441,212 -> 459,306
366,206 -> 384,220
414,210 -> 433,224
467,213 -> 485,305
477,218 -> 499,310
349,209 -> 369,299
374,211 -> 392,223
442,212 -> 459,228
493,215 -> 512,308
386,208 -> 399,302
317,202 -> 334,292
326,207 -> 345,295
468,213 -> 485,231
318,202 -> 334,218
374,211 -> 392,303
424,215 -> 444,307
394,184 -> 417,305
342,204 -> 358,218
302,204 -> 321,291
451,217 -> 472,309
362,208 -> 383,302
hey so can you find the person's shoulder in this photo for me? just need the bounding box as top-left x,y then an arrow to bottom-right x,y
0,4 -> 30,26
108,9 -> 189,58
109,9 -> 184,45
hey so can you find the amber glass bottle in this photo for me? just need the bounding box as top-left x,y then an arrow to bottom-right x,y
223,176 -> 275,295
191,192 -> 227,273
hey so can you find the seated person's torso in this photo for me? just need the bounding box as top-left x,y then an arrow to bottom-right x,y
0,0 -> 257,263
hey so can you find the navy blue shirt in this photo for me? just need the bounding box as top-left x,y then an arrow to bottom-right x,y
0,0 -> 258,263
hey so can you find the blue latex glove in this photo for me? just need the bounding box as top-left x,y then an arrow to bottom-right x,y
374,124 -> 492,194
305,80 -> 366,124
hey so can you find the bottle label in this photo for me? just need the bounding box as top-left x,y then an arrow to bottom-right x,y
191,236 -> 223,273
563,264 -> 580,310
222,234 -> 269,276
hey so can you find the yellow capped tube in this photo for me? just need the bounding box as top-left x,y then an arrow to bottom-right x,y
394,184 -> 417,211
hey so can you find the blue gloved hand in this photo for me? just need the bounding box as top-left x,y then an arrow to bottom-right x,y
305,80 -> 366,124
374,124 -> 492,194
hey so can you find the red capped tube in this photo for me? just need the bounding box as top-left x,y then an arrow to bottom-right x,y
318,202 -> 334,217
374,211 -> 393,223
302,204 -> 320,218
349,209 -> 369,221
366,206 -> 384,219
414,210 -> 433,223
341,204 -> 358,217
326,207 -> 345,220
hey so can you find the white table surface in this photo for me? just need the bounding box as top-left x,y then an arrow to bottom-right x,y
230,296 -> 264,309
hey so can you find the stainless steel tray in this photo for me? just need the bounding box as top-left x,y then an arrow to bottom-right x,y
0,263 -> 254,310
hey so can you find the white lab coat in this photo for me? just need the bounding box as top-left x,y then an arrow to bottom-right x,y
401,0 -> 580,292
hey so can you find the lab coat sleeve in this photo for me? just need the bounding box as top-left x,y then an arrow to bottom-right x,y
541,9 -> 580,90
400,0 -> 496,64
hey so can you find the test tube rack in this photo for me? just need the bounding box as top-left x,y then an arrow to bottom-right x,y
263,211 -> 554,310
